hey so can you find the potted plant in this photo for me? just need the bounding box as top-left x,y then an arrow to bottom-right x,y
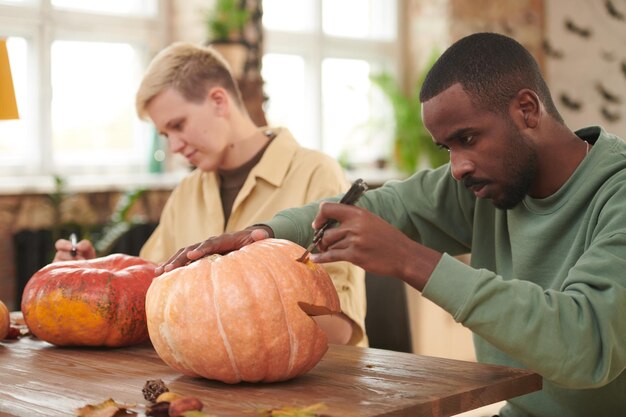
205,0 -> 250,79
370,53 -> 448,174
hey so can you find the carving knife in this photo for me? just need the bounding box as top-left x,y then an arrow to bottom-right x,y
296,178 -> 368,263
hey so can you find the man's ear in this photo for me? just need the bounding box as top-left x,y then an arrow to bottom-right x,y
513,89 -> 541,129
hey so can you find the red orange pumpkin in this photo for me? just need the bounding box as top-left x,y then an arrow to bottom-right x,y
145,239 -> 341,383
21,254 -> 156,347
0,300 -> 9,340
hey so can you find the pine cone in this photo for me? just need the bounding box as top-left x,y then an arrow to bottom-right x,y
142,379 -> 169,403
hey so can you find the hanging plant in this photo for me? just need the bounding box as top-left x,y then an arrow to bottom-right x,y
205,0 -> 250,43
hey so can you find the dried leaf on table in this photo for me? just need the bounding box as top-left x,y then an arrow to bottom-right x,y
7,311 -> 30,339
258,403 -> 328,417
5,326 -> 22,340
74,398 -> 138,417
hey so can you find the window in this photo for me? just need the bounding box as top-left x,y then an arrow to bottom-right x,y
0,0 -> 165,178
262,0 -> 398,167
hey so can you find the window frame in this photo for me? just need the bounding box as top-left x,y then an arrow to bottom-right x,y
0,0 -> 168,179
262,0 -> 401,158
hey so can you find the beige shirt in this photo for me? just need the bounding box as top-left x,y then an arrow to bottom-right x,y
140,127 -> 368,346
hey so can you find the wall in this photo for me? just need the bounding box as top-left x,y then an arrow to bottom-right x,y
405,0 -> 626,137
546,0 -> 626,136
170,0 -> 212,44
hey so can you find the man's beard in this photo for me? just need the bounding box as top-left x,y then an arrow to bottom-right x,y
492,129 -> 538,209
461,128 -> 538,209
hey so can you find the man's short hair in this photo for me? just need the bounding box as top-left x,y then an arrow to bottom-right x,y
419,32 -> 563,123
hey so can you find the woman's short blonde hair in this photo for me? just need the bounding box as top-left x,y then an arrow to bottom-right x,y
136,42 -> 244,120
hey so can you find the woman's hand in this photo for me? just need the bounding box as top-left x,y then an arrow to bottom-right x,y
53,238 -> 97,262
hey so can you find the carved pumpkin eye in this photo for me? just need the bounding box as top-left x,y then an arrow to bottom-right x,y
145,238 -> 341,384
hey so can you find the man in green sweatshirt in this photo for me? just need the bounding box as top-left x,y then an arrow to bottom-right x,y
157,33 -> 626,417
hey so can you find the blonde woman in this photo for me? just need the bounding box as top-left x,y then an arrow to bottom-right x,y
54,42 -> 367,347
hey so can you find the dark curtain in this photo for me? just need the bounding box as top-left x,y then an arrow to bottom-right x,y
13,230 -> 55,308
364,273 -> 413,353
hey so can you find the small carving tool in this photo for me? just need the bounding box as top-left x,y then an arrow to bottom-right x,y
69,233 -> 78,257
296,178 -> 369,263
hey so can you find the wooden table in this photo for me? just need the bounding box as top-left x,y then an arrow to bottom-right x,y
0,337 -> 541,417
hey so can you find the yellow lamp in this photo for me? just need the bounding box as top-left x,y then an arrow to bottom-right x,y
0,38 -> 19,120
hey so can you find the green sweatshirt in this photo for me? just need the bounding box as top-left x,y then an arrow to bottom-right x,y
265,126 -> 626,417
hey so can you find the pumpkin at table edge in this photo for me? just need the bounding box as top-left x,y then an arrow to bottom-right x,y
0,300 -> 9,340
21,253 -> 157,347
145,238 -> 341,384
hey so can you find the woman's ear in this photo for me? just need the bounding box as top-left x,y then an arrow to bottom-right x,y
207,87 -> 230,116
513,89 -> 541,129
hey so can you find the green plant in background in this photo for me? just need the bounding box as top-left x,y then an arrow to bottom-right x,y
206,0 -> 250,42
47,175 -> 68,245
94,188 -> 147,256
47,175 -> 94,243
45,176 -> 147,259
46,175 -> 97,261
370,53 -> 448,174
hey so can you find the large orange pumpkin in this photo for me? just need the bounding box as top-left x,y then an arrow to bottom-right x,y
145,238 -> 341,383
0,300 -> 9,340
21,254 -> 156,347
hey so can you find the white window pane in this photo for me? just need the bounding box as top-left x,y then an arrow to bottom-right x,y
262,0 -> 316,32
322,58 -> 390,163
322,0 -> 396,40
52,0 -> 157,17
0,37 -> 31,168
51,41 -> 147,172
262,53 -> 316,149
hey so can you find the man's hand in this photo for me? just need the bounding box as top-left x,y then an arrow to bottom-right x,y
309,202 -> 442,291
155,226 -> 273,276
53,238 -> 97,262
